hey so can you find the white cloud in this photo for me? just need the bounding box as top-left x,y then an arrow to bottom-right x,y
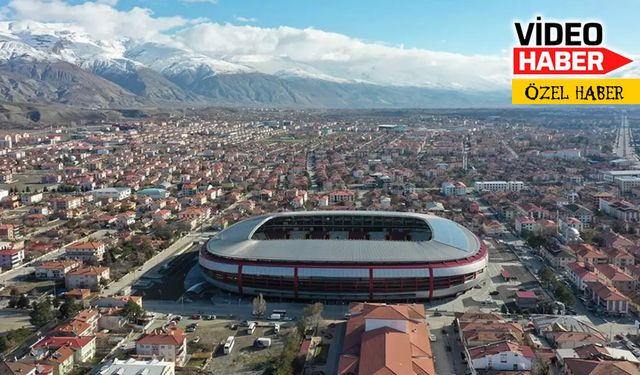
234,15 -> 256,23
175,23 -> 510,89
4,0 -> 188,42
1,0 -> 511,90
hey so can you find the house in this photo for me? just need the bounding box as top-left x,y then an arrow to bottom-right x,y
91,187 -> 131,201
35,260 -> 80,280
96,359 -> 175,375
98,308 -> 128,332
32,336 -> 96,367
116,212 -> 136,228
328,190 -> 355,204
467,340 -> 534,371
136,327 -> 187,366
0,362 -> 37,375
65,267 -> 110,292
52,197 -> 83,210
65,242 -> 105,262
0,223 -> 19,240
567,262 -> 599,292
585,281 -> 629,315
0,248 -> 24,270
337,303 -> 435,375
593,264 -> 636,294
95,295 -> 143,309
515,216 -> 537,234
515,290 -> 538,310
599,199 -> 640,221
50,320 -> 93,337
21,192 -> 44,205
563,357 -> 640,375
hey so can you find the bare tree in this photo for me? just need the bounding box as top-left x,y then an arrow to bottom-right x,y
252,293 -> 267,316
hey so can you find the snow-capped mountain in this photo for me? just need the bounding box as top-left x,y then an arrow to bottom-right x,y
0,20 -> 510,110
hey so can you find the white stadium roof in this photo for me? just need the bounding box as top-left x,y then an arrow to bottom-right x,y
205,211 -> 480,264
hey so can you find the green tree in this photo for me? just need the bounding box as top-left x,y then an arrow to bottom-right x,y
17,295 -> 30,309
0,335 -> 7,353
554,284 -> 576,306
537,267 -> 556,285
30,299 -> 56,327
121,300 -> 144,322
59,297 -> 82,319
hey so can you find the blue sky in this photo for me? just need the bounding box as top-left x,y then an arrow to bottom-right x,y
48,0 -> 640,55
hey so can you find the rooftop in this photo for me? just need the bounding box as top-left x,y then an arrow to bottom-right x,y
205,211 -> 481,264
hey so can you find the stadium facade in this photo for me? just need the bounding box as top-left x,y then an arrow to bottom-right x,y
199,211 -> 487,301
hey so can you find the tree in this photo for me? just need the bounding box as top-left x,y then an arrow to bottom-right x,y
121,300 -> 144,322
252,293 -> 267,317
30,299 -> 56,327
0,335 -> 7,353
59,297 -> 82,319
17,295 -> 30,309
537,267 -> 555,285
303,302 -> 324,327
554,284 -> 576,306
532,355 -> 550,375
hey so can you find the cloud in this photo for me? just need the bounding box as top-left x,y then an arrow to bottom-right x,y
4,0 -> 188,42
1,0 -> 511,90
234,15 -> 256,23
175,23 -> 510,89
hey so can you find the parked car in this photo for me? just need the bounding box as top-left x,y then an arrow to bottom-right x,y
190,314 -> 201,320
204,315 -> 216,320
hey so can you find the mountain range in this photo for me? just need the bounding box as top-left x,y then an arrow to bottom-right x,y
0,20 -> 510,114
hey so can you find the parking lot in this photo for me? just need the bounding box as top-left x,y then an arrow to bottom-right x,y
148,315 -> 293,374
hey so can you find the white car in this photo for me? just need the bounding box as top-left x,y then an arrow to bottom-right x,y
429,334 -> 437,342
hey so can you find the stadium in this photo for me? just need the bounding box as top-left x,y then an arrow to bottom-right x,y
199,211 -> 487,301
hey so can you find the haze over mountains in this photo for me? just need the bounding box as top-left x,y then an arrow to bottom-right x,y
0,20 -> 512,110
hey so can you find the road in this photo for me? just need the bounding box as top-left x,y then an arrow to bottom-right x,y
614,114 -> 638,162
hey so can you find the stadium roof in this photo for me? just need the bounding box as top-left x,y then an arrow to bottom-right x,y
205,211 -> 480,264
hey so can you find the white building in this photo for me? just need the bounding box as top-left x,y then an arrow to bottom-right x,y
65,267 -> 110,292
136,328 -> 187,366
541,148 -> 582,160
515,217 -> 537,234
468,340 -> 534,371
65,241 -> 106,262
0,248 -> 24,270
97,359 -> 175,375
91,187 -> 132,201
441,181 -> 467,197
615,176 -> 640,192
21,192 -> 44,204
604,170 -> 640,183
474,181 -> 524,193
0,189 -> 8,200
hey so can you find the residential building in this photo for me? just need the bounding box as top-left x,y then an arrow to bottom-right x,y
585,281 -> 629,315
136,327 -> 187,366
474,181 -> 524,193
35,260 -> 80,280
65,242 -> 105,262
0,248 -> 24,270
329,190 -> 355,204
0,362 -> 37,375
91,187 -> 132,201
65,267 -> 110,292
96,359 -> 175,375
515,216 -> 537,234
467,340 -> 534,371
21,192 -> 43,204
